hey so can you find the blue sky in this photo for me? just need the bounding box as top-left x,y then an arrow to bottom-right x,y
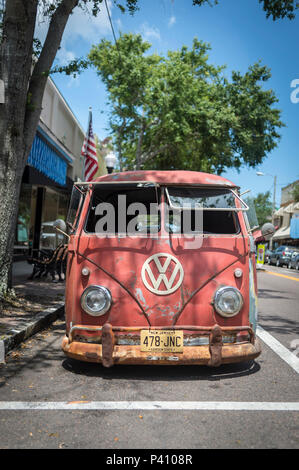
47,0 -> 299,204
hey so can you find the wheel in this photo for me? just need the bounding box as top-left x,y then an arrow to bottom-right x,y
288,262 -> 292,269
296,263 -> 299,271
267,258 -> 271,265
276,259 -> 280,267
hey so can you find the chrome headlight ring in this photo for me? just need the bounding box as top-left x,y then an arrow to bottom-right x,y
213,286 -> 243,318
81,285 -> 112,316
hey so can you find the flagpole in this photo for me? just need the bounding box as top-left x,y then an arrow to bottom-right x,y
82,107 -> 92,181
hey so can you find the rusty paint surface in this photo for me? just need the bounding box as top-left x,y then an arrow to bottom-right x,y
62,322 -> 259,367
62,335 -> 261,366
101,323 -> 115,368
208,325 -> 223,367
64,170 -> 258,366
93,170 -> 236,188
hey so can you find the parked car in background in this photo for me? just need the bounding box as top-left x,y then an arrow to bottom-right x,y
288,251 -> 299,270
264,249 -> 272,264
268,245 -> 295,267
40,221 -> 65,250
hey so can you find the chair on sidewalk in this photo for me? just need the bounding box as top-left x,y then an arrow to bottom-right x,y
55,244 -> 69,282
27,243 -> 68,282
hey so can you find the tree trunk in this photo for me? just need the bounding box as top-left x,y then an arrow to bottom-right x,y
0,146 -> 25,294
0,0 -> 79,296
0,0 -> 38,294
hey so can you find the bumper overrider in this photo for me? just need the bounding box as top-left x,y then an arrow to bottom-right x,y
62,323 -> 261,367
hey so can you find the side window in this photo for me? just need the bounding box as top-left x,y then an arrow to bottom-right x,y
66,185 -> 85,234
243,196 -> 259,232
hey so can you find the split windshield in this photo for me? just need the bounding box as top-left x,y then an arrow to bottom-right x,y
83,184 -> 242,235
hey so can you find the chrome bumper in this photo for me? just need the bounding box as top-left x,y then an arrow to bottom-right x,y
62,323 -> 261,367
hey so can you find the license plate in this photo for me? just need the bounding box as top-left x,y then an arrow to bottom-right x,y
140,330 -> 183,353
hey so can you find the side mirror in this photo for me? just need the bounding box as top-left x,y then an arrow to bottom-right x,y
53,219 -> 66,232
261,222 -> 275,240
53,219 -> 69,240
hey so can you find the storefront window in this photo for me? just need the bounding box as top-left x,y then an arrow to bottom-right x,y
58,192 -> 69,222
16,184 -> 31,247
15,183 -> 70,255
15,184 -> 36,256
40,188 -> 69,250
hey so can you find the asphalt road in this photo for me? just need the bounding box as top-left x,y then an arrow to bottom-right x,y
257,264 -> 299,349
0,264 -> 298,451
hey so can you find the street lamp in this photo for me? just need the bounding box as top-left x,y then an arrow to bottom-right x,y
105,152 -> 117,174
256,171 -> 277,249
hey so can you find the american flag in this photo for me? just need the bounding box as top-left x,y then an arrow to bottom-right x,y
81,109 -> 98,181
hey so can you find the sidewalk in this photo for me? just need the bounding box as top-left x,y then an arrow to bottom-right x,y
0,261 -> 65,362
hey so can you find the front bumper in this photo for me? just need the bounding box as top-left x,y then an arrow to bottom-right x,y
62,323 -> 261,367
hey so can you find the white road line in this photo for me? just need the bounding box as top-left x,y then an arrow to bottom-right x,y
0,401 -> 298,411
257,325 -> 299,374
0,341 -> 5,364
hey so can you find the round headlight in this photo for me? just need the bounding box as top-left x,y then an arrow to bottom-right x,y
81,285 -> 112,316
213,286 -> 243,317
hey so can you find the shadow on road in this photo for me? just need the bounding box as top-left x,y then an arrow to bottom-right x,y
258,313 -> 299,335
62,357 -> 260,382
258,288 -> 296,300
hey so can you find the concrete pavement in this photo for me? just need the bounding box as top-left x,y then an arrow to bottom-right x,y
0,261 -> 65,363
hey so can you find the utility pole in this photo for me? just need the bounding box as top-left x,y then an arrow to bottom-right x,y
256,172 -> 277,249
270,175 -> 277,250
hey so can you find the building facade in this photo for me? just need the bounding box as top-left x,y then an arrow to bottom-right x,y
15,77 -> 86,259
272,180 -> 299,247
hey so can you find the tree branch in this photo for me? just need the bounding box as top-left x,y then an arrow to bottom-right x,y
23,0 -> 79,157
140,143 -> 170,165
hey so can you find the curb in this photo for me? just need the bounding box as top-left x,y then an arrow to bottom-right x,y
0,304 -> 65,364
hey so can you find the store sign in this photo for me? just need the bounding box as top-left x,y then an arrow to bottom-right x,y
257,244 -> 265,265
290,214 -> 299,239
27,134 -> 67,186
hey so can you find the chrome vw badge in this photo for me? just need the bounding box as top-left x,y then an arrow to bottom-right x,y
141,253 -> 184,295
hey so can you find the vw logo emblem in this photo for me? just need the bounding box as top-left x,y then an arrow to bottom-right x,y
141,253 -> 184,295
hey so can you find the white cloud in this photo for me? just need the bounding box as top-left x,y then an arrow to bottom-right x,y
34,0 -> 114,67
168,15 -> 176,27
56,46 -> 76,65
115,18 -> 122,30
140,22 -> 161,41
67,74 -> 81,88
62,1 -> 112,44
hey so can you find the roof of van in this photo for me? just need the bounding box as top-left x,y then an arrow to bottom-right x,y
93,170 -> 237,188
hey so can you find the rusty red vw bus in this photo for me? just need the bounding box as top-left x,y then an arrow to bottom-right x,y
62,170 -> 270,367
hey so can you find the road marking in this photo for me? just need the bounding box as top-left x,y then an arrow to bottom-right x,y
0,341 -> 5,364
0,401 -> 298,411
257,325 -> 299,374
265,271 -> 299,282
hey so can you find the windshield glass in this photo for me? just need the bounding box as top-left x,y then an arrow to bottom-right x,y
165,187 -> 241,234
85,185 -> 160,235
84,185 -> 244,236
166,187 -> 245,209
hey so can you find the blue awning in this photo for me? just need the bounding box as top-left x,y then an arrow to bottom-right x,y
290,215 -> 299,239
27,132 -> 67,186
